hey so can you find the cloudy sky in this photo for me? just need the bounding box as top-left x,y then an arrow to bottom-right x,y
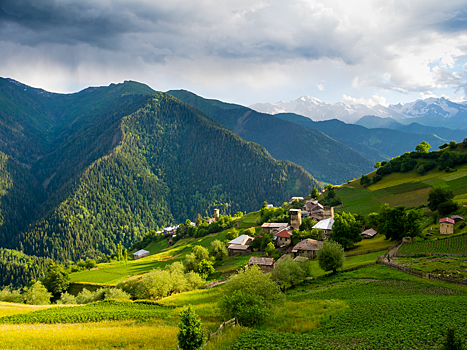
1,0 -> 467,107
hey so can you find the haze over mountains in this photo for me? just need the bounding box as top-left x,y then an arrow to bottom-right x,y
250,96 -> 467,130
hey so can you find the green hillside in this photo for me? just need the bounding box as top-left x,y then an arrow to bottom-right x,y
337,144 -> 467,215
168,90 -> 374,184
0,79 -> 319,267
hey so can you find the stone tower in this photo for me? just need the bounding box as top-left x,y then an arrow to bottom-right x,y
214,209 -> 220,221
289,209 -> 302,230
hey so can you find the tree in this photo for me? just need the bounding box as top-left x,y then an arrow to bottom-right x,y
374,162 -> 381,169
317,240 -> 345,273
311,188 -> 320,199
43,263 -> 69,296
211,240 -> 228,261
329,212 -> 362,249
360,175 -> 371,187
219,265 -> 284,327
192,246 -> 209,262
85,259 -> 97,269
178,306 -> 205,350
196,214 -> 202,227
225,228 -> 239,242
23,281 -> 52,305
197,259 -> 215,279
428,188 -> 458,215
377,204 -> 421,240
271,257 -> 310,290
415,141 -> 431,153
265,242 -> 276,257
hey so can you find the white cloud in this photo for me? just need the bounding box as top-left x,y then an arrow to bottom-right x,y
342,94 -> 388,107
317,84 -> 325,91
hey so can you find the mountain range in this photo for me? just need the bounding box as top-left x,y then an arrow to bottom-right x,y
250,96 -> 467,130
0,78 -> 319,262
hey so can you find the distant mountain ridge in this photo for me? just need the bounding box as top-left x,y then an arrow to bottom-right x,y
250,96 -> 467,129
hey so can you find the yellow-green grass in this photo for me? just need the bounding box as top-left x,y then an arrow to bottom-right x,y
204,325 -> 249,350
0,320 -> 178,350
214,254 -> 261,273
345,234 -> 395,254
69,230 -> 230,285
0,302 -> 54,318
308,251 -> 383,278
235,211 -> 260,228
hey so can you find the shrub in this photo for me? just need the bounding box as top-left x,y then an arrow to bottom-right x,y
271,257 -> 310,290
57,292 -> 77,304
178,306 -> 205,350
0,286 -> 23,303
211,239 -> 228,261
219,265 -> 284,327
104,288 -> 131,301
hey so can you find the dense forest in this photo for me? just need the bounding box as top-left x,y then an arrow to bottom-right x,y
0,79 -> 320,279
168,90 -> 374,184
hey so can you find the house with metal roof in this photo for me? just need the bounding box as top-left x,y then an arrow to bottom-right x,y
361,228 -> 377,239
132,249 -> 150,260
274,228 -> 292,248
261,222 -> 289,234
228,234 -> 254,255
312,218 -> 334,236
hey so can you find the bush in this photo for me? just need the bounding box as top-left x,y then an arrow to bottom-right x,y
271,257 -> 310,290
0,286 -> 23,303
317,240 -> 345,274
219,265 -> 284,327
23,281 -> 52,305
57,292 -> 77,305
104,288 -> 131,301
178,306 -> 205,350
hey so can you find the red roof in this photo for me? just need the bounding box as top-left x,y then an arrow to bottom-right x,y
440,217 -> 455,225
274,229 -> 292,238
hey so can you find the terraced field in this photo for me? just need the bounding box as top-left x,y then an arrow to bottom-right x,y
397,234 -> 467,256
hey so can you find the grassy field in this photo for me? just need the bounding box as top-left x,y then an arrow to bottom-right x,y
345,234 -> 395,254
0,302 -> 54,318
69,229 -> 231,285
308,251 -> 383,277
338,161 -> 467,215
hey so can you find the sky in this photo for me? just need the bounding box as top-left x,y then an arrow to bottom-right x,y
1,0 -> 467,107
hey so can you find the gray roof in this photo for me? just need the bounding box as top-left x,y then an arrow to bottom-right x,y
133,249 -> 149,256
248,256 -> 275,266
361,228 -> 377,237
292,239 -> 323,252
313,218 -> 334,230
228,234 -> 252,245
228,244 -> 250,251
261,222 -> 289,228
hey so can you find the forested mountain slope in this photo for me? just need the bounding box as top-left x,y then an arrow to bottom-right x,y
168,90 -> 374,184
0,79 -> 319,262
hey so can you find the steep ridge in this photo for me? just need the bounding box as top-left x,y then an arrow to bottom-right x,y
167,90 -> 374,184
0,80 -> 319,261
274,113 -> 448,163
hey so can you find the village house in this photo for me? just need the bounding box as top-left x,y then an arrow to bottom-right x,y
228,234 -> 254,255
361,228 -> 377,239
274,228 -> 293,248
302,199 -> 334,221
291,238 -> 323,259
288,196 -> 304,205
313,217 -> 334,237
248,256 -> 275,273
440,217 -> 455,235
132,249 -> 150,260
261,222 -> 289,234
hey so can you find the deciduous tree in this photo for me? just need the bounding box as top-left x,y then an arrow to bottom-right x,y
317,240 -> 345,274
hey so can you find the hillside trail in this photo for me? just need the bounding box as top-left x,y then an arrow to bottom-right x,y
385,242 -> 402,263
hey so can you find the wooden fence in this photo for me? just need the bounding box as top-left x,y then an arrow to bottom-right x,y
210,317 -> 238,338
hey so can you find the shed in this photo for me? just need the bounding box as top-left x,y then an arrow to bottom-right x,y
133,249 -> 150,260
228,244 -> 251,255
440,217 -> 455,235
292,238 -> 323,259
248,256 -> 275,273
261,222 -> 289,234
361,228 -> 377,239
